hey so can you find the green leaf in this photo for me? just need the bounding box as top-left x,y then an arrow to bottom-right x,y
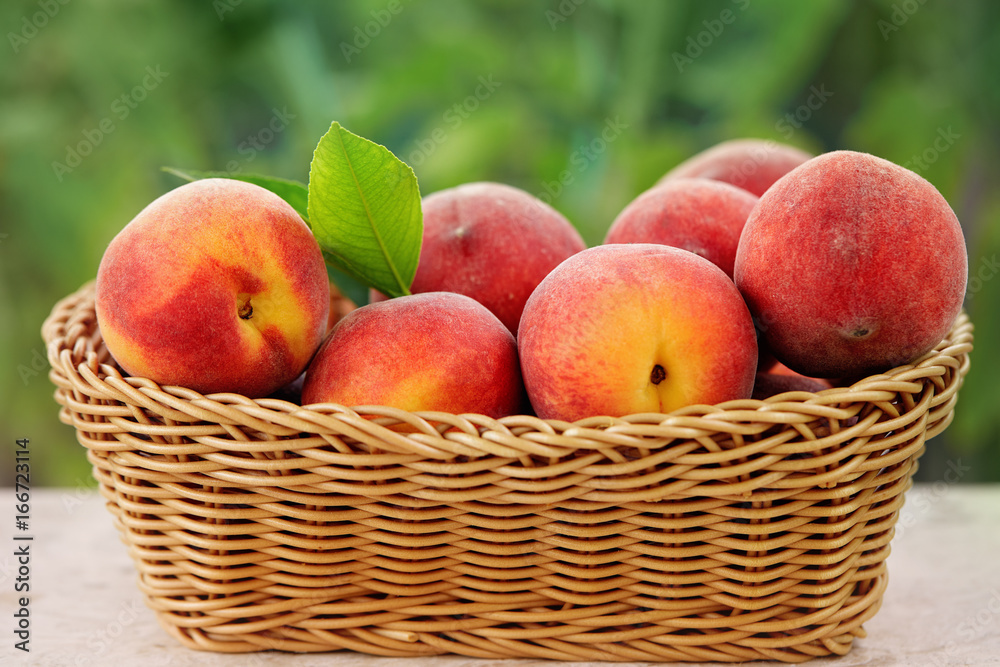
162,167 -> 309,222
306,121 -> 422,298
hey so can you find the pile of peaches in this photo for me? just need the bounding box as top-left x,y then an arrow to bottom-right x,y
94,139 -> 968,422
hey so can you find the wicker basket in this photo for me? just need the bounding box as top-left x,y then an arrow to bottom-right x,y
43,280 -> 973,663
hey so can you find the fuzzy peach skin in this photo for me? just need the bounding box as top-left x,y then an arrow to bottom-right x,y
302,292 -> 525,417
518,244 -> 757,421
659,138 -> 812,197
95,178 -> 330,398
371,182 -> 586,334
734,150 -> 968,379
603,177 -> 758,278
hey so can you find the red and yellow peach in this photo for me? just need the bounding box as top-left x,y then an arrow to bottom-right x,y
518,244 -> 757,421
302,292 -> 524,417
95,178 -> 330,398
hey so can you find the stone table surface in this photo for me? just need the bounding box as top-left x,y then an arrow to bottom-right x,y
2,484 -> 1000,667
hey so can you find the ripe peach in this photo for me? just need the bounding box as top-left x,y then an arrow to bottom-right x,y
603,177 -> 758,278
95,178 -> 330,398
518,244 -> 757,421
752,369 -> 832,400
374,182 -> 586,334
302,292 -> 524,417
734,150 -> 967,379
660,138 -> 812,197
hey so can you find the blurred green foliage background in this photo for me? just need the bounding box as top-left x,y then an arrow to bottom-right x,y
2,0 -> 998,487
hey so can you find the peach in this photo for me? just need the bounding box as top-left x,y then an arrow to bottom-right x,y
734,150 -> 967,379
659,138 -> 812,197
95,178 -> 330,398
752,369 -> 832,400
518,244 -> 757,421
373,182 -> 586,334
302,292 -> 524,417
603,177 -> 758,278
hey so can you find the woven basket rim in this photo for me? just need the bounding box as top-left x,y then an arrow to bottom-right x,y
43,280 -> 974,458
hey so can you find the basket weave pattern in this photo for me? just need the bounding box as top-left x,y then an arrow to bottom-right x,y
44,281 -> 973,663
